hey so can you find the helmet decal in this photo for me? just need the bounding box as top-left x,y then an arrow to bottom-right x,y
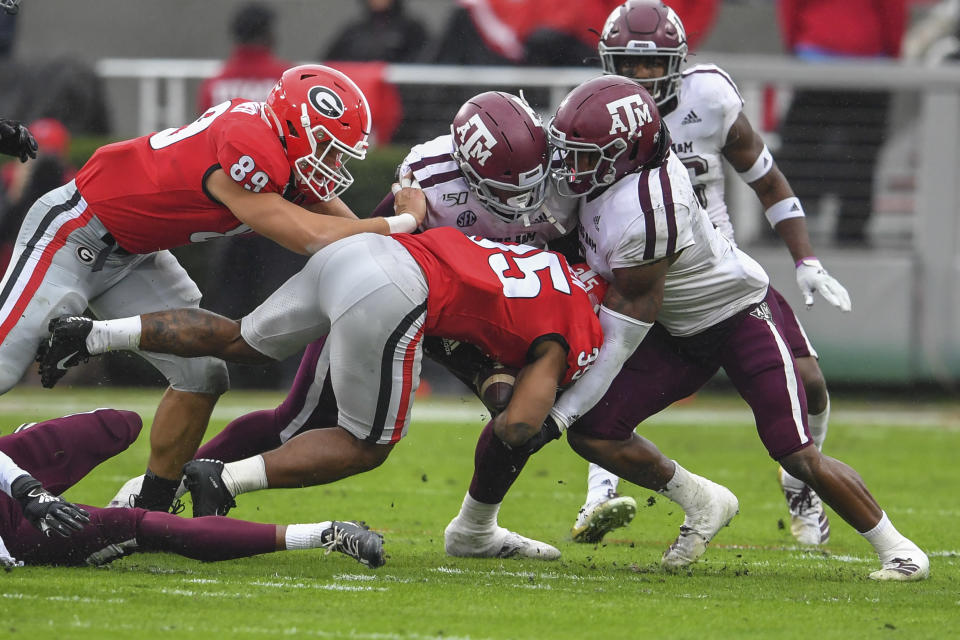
455,113 -> 498,167
606,95 -> 654,137
307,86 -> 345,119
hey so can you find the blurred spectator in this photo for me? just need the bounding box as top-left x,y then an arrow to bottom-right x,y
774,0 -> 907,246
196,2 -> 290,114
323,0 -> 428,63
0,8 -> 16,57
0,118 -> 74,271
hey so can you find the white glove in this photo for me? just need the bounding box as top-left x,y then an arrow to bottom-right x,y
795,258 -> 852,312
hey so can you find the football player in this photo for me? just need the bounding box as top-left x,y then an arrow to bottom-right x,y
42,227 -> 605,561
543,75 -> 927,580
0,410 -> 384,569
571,0 -> 850,546
89,91 -> 590,559
6,65 -> 424,513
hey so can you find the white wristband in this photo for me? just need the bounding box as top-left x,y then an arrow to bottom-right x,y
738,145 -> 774,184
764,196 -> 805,228
386,213 -> 418,234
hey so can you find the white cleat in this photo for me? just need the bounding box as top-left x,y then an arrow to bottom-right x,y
105,475 -> 144,508
661,480 -> 739,570
869,549 -> 930,582
445,520 -> 560,560
779,467 -> 830,545
571,492 -> 637,543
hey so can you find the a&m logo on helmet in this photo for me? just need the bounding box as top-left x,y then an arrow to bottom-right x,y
455,113 -> 498,166
606,95 -> 653,137
308,86 -> 345,118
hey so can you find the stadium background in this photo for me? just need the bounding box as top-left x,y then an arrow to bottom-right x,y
3,0 -> 960,390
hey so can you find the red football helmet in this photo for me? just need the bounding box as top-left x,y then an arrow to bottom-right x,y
264,65 -> 371,201
548,76 -> 669,197
598,0 -> 688,106
450,91 -> 550,225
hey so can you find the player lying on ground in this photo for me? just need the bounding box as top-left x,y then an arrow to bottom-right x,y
0,409 -> 384,568
40,228 -> 605,561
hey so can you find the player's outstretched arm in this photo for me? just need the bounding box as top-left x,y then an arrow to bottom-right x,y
206,170 -> 425,255
723,113 -> 851,311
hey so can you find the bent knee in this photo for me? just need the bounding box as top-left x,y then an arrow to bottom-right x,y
149,355 -> 230,396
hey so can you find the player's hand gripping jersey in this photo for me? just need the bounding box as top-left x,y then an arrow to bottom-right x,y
74,99 -> 293,253
393,228 -> 603,386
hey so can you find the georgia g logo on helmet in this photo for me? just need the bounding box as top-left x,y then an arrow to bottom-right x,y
455,113 -> 498,167
606,95 -> 653,137
307,86 -> 345,118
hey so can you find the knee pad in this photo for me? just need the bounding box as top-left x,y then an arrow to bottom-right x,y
141,352 -> 230,395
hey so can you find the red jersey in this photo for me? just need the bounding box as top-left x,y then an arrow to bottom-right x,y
394,228 -> 603,386
196,45 -> 291,113
74,99 -> 292,254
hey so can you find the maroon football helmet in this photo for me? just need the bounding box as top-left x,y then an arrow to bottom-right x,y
450,91 -> 550,224
598,0 -> 688,106
548,76 -> 668,197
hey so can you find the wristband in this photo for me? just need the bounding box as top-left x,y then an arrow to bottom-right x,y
795,256 -> 818,268
764,196 -> 805,228
737,145 -> 774,184
386,213 -> 418,234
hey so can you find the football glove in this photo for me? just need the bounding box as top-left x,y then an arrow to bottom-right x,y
507,415 -> 563,457
796,258 -> 851,312
10,475 -> 90,538
0,119 -> 38,163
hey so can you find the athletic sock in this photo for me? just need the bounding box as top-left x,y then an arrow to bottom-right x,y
285,522 -> 335,550
87,317 -> 142,354
861,511 -> 917,561
222,455 -> 268,497
657,461 -> 704,514
585,463 -> 619,506
137,469 -> 180,511
454,493 -> 500,533
808,395 -> 830,449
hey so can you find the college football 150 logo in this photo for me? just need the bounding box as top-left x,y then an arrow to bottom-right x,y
454,114 -> 497,166
606,95 -> 653,137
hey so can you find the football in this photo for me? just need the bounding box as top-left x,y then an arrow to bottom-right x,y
476,364 -> 518,416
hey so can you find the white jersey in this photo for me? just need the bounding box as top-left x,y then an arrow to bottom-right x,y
401,135 -> 578,248
577,152 -> 768,336
663,64 -> 744,244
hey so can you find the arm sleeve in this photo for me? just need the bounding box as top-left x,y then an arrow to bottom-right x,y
550,305 -> 653,429
0,450 -> 29,497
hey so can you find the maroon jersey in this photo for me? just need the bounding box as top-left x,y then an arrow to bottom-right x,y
74,99 -> 292,254
394,227 -> 603,386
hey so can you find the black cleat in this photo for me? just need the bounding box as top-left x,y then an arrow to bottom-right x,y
182,459 -> 236,517
37,316 -> 93,388
321,521 -> 385,568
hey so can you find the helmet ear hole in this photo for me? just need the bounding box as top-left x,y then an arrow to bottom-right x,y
285,120 -> 299,137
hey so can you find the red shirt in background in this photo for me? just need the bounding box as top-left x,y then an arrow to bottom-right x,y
196,44 -> 291,114
778,0 -> 907,58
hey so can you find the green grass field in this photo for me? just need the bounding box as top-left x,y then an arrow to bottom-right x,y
1,387 -> 957,640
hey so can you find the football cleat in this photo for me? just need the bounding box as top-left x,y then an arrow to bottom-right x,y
661,480 -> 739,570
85,539 -> 139,566
444,519 -> 560,560
779,467 -> 831,545
105,475 -> 144,509
37,316 -> 93,388
571,491 -> 637,543
869,549 -> 930,582
182,459 -> 236,517
321,521 -> 385,568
